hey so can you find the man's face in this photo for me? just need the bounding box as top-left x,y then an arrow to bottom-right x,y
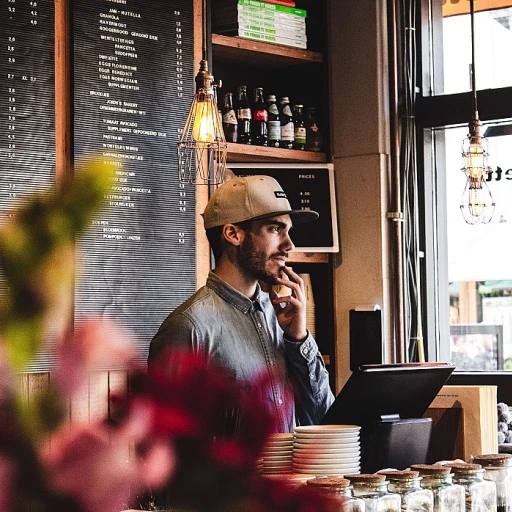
237,214 -> 295,285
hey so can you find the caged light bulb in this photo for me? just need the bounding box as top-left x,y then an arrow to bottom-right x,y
460,177 -> 495,225
191,97 -> 217,143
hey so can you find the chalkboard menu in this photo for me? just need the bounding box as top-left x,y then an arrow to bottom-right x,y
228,163 -> 339,252
0,0 -> 55,224
72,0 -> 196,365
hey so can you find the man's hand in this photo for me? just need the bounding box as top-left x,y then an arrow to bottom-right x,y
270,266 -> 308,343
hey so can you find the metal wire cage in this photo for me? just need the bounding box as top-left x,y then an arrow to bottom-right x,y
178,60 -> 227,185
460,120 -> 495,225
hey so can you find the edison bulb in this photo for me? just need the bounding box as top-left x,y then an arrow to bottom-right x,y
466,141 -> 485,179
460,178 -> 495,225
192,100 -> 216,143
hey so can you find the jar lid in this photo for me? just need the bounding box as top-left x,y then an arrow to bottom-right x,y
472,453 -> 512,467
377,470 -> 419,480
410,464 -> 452,475
307,476 -> 350,490
344,473 -> 386,483
448,463 -> 482,473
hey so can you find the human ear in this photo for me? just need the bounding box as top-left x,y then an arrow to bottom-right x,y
222,224 -> 245,247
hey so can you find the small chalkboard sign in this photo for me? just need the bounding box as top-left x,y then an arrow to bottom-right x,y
227,163 -> 339,252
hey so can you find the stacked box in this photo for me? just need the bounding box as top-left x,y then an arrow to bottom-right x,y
213,0 -> 307,49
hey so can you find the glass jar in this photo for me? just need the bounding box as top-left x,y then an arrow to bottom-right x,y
472,453 -> 512,512
345,473 -> 401,512
378,470 -> 433,511
410,464 -> 465,512
307,476 -> 366,511
449,463 -> 497,512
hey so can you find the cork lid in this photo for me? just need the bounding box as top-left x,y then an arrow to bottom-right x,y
377,470 -> 420,480
344,473 -> 385,483
472,453 -> 512,467
410,464 -> 451,475
307,476 -> 350,490
447,463 -> 482,473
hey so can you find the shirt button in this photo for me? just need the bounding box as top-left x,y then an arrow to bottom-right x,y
278,399 -> 283,405
257,323 -> 262,328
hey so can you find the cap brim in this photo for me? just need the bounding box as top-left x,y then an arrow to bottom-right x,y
249,209 -> 319,225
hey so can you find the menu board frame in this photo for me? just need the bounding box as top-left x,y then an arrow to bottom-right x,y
226,163 -> 339,253
71,0 -> 198,365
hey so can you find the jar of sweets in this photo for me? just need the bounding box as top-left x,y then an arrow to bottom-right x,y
472,453 -> 512,512
307,476 -> 366,511
345,473 -> 401,512
378,470 -> 433,511
410,464 -> 465,512
449,463 -> 497,512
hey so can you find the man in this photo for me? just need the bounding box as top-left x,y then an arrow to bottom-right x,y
148,175 -> 334,432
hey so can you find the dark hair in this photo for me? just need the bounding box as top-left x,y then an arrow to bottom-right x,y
205,220 -> 252,264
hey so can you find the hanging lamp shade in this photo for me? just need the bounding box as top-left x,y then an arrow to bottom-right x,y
459,0 -> 495,224
177,60 -> 227,185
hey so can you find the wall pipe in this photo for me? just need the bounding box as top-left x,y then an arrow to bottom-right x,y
387,0 -> 406,363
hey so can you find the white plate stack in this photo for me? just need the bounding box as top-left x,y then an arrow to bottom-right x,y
299,273 -> 316,338
292,425 -> 361,476
257,432 -> 294,474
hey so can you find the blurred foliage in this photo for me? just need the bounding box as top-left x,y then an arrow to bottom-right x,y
0,158 -> 114,369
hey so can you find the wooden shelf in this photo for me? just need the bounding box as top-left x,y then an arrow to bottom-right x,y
227,143 -> 326,163
212,34 -> 323,68
288,252 -> 329,264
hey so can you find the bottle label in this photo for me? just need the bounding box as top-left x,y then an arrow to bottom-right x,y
268,104 -> 279,115
238,108 -> 251,120
223,110 -> 237,125
281,122 -> 294,141
268,120 -> 281,140
253,110 -> 268,122
281,105 -> 292,116
294,126 -> 306,143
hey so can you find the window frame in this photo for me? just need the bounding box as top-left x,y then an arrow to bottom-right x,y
417,0 -> 512,401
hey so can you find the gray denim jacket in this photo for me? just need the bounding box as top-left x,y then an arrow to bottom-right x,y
149,271 -> 334,432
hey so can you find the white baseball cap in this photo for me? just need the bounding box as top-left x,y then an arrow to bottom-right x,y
202,175 -> 319,229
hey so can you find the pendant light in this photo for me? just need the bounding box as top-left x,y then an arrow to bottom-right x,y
460,0 -> 495,224
177,0 -> 227,185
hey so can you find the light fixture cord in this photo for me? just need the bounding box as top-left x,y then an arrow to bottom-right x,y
470,0 -> 478,119
202,0 -> 207,61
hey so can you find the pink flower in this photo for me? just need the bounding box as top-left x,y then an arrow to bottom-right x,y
55,319 -> 137,399
44,421 -> 175,512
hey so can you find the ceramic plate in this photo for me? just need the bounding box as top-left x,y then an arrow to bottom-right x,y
294,425 -> 360,434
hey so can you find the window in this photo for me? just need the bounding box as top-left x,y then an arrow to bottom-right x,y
419,1 -> 512,388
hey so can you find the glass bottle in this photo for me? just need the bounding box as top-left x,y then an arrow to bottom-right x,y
279,96 -> 294,149
307,477 -> 366,511
293,104 -> 306,150
305,106 -> 323,152
472,453 -> 512,512
345,473 -> 401,512
266,94 -> 281,148
410,464 -> 465,512
222,92 -> 238,143
236,85 -> 252,144
251,87 -> 268,146
378,470 -> 433,511
449,463 -> 497,512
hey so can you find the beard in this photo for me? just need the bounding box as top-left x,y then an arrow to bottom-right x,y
237,233 -> 286,285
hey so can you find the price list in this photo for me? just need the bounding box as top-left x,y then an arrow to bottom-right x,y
0,0 -> 55,225
230,164 -> 338,252
72,0 -> 195,364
